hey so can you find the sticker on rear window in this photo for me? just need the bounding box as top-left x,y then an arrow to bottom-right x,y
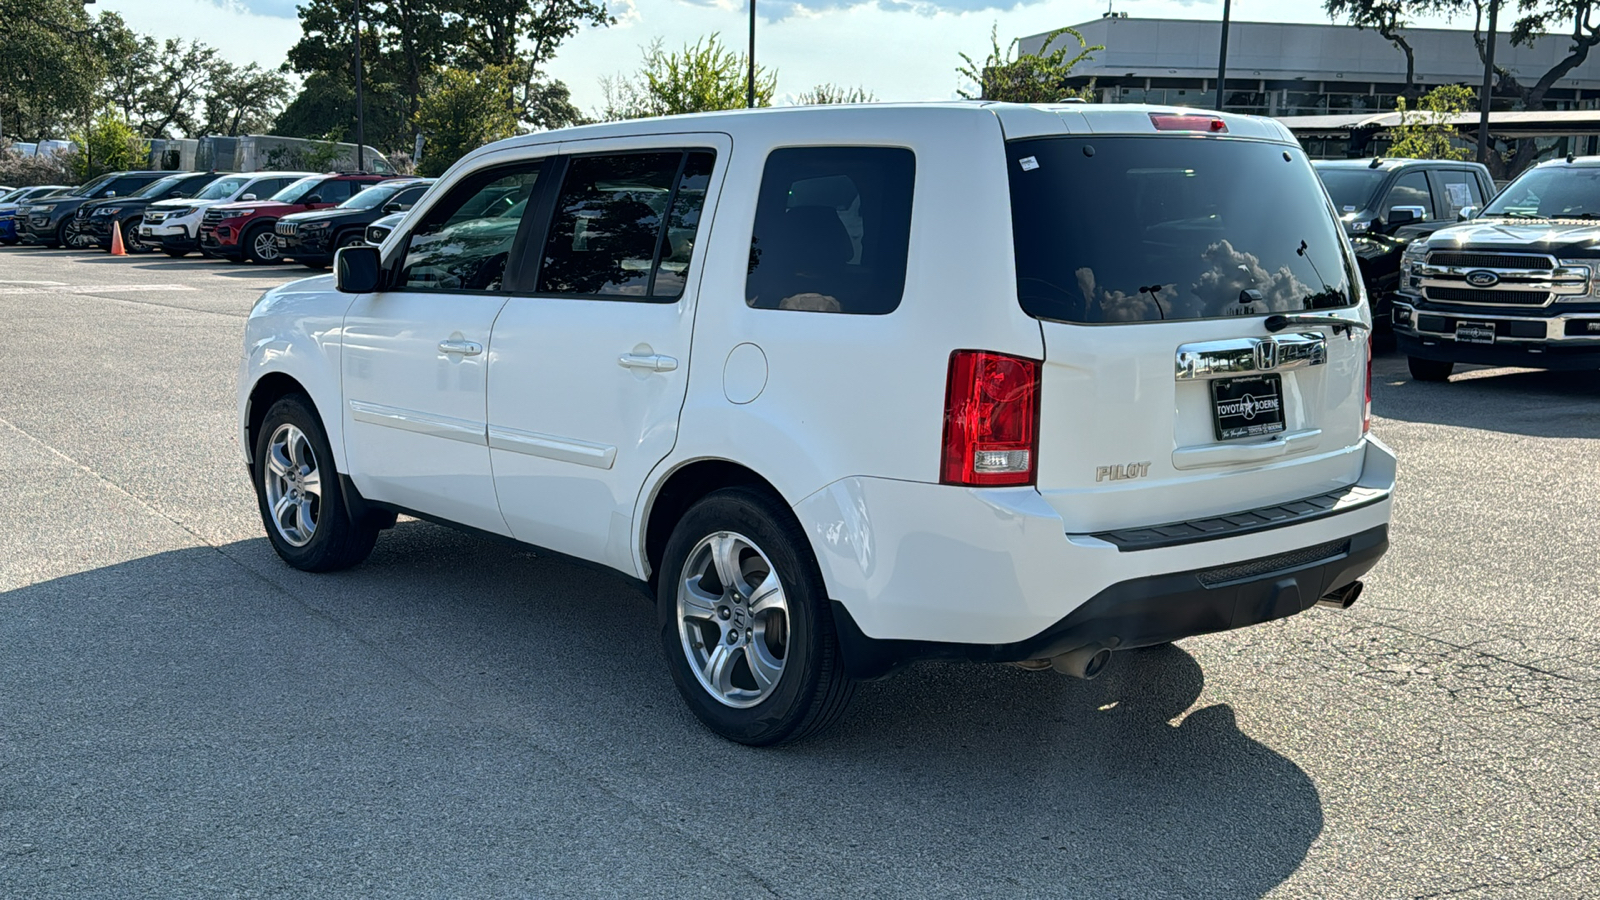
1018,156 -> 1039,172
1342,205 -> 1356,212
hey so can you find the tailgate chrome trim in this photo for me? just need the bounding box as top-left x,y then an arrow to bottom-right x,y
1175,332 -> 1326,380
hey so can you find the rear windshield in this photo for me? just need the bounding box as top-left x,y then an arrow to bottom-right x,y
1009,137 -> 1354,324
1314,167 -> 1388,212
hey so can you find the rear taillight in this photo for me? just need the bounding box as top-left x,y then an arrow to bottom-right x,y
941,350 -> 1040,486
1363,340 -> 1372,435
1149,113 -> 1228,133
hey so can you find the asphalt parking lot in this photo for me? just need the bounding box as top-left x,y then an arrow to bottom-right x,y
1,247 -> 1597,899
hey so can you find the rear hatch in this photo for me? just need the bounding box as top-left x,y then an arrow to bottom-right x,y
1006,118 -> 1370,533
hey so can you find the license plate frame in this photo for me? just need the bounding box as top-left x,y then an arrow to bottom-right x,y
1210,373 -> 1287,441
1455,321 -> 1497,344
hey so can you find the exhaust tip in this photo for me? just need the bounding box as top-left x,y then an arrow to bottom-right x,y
1052,645 -> 1113,680
1316,580 -> 1364,610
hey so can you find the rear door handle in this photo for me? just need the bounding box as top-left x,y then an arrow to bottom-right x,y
618,353 -> 678,373
439,339 -> 483,357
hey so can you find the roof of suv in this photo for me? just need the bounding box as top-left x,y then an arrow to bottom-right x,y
1313,158 -> 1482,171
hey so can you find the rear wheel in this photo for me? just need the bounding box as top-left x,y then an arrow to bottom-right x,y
252,394 -> 379,572
244,223 -> 282,264
1408,356 -> 1454,382
658,487 -> 855,746
163,248 -> 189,258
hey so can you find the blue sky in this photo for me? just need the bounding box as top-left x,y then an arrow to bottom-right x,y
100,0 -> 1471,116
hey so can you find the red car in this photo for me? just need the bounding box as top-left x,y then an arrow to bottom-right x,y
200,173 -> 394,263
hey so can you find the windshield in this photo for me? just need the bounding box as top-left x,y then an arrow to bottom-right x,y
72,173 -> 118,198
339,181 -> 409,210
0,188 -> 25,203
271,176 -> 323,204
1482,166 -> 1600,218
1314,167 -> 1388,213
195,176 -> 250,201
1009,137 -> 1354,324
130,175 -> 186,200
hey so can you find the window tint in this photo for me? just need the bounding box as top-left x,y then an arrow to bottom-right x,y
1385,171 -> 1432,221
392,185 -> 428,210
651,153 -> 715,298
399,163 -> 543,293
1431,170 -> 1483,217
537,152 -> 690,297
311,180 -> 357,204
1008,137 -> 1353,324
106,177 -> 155,196
746,147 -> 915,315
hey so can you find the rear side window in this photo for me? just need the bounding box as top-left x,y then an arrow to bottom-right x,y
536,151 -> 715,299
400,163 -> 543,293
1009,137 -> 1353,324
746,147 -> 915,315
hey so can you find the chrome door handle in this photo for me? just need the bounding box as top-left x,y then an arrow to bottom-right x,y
438,339 -> 483,357
617,353 -> 678,373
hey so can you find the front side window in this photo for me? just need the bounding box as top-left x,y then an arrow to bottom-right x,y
1385,171 -> 1433,221
745,147 -> 915,315
310,179 -> 359,204
271,177 -> 322,204
1009,137 -> 1353,324
537,151 -> 708,298
399,163 -> 543,293
339,181 -> 410,210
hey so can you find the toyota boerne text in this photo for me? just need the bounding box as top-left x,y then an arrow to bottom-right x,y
237,103 -> 1395,745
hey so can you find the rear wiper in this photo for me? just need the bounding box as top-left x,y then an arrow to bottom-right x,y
1265,312 -> 1370,337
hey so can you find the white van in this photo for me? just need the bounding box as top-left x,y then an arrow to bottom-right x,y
236,103 -> 1395,744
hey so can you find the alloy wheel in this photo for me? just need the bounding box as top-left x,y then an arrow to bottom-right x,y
262,423 -> 321,547
253,230 -> 281,261
677,531 -> 790,708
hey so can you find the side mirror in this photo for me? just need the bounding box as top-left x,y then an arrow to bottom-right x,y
241,193 -> 257,201
171,192 -> 188,199
335,245 -> 382,293
103,190 -> 116,197
1457,205 -> 1480,222
382,201 -> 404,213
1386,205 -> 1425,228
304,194 -> 322,205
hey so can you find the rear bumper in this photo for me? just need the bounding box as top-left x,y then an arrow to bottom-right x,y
795,437 -> 1396,673
833,524 -> 1388,679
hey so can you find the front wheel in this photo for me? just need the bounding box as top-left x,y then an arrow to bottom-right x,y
658,487 -> 856,746
252,394 -> 379,572
244,223 -> 282,264
163,248 -> 189,258
1408,356 -> 1455,382
123,218 -> 153,253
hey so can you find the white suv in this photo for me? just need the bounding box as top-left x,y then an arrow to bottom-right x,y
237,104 -> 1395,744
142,171 -> 312,257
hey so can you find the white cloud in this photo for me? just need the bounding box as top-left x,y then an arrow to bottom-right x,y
98,0 -> 302,72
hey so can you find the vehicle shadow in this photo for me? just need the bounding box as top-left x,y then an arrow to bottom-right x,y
1373,350 -> 1600,438
2,520 -> 1322,898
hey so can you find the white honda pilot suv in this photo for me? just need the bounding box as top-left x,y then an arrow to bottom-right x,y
238,103 -> 1395,745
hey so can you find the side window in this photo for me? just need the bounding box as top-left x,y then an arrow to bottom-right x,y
1385,171 -> 1433,221
745,146 -> 915,315
392,185 -> 427,210
537,151 -> 710,299
399,162 -> 543,293
1431,170 -> 1484,218
313,180 -> 355,204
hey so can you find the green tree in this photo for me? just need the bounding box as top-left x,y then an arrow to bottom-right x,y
957,25 -> 1101,103
0,0 -> 104,142
415,66 -> 521,177
794,84 -> 875,105
200,61 -> 293,136
69,107 -> 148,181
599,34 -> 775,121
1389,84 -> 1474,160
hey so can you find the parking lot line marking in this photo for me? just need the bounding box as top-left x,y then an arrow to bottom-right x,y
0,283 -> 196,294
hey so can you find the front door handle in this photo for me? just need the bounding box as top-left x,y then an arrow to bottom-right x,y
439,339 -> 483,357
618,352 -> 678,373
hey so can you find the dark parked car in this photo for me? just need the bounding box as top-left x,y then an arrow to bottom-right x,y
0,185 -> 71,244
1393,156 -> 1600,380
77,171 -> 227,252
16,171 -> 172,248
275,178 -> 432,268
1314,158 -> 1496,329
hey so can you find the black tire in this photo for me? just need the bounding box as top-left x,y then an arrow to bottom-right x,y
45,220 -> 69,248
657,486 -> 856,746
243,222 -> 282,264
122,217 -> 153,253
1408,356 -> 1454,382
252,394 -> 379,572
163,248 -> 189,258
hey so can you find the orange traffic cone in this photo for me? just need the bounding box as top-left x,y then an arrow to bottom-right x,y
110,220 -> 127,256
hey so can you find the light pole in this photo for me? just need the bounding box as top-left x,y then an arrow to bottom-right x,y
353,0 -> 366,172
747,0 -> 756,109
1477,0 -> 1499,165
1214,0 -> 1232,112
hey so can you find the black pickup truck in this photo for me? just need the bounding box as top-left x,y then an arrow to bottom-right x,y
1392,156 -> 1600,380
1313,158 -> 1496,331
